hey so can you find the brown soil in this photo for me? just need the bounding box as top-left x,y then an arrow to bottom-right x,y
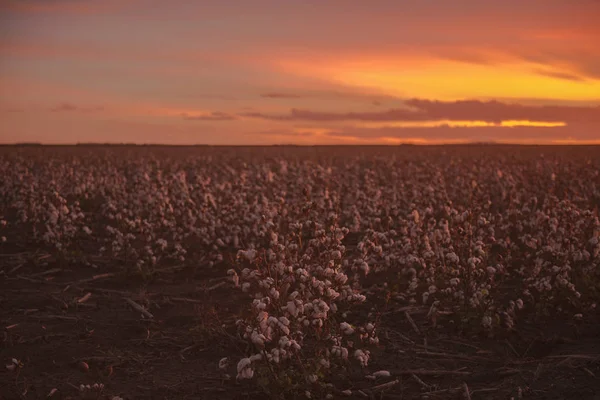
2,252 -> 600,400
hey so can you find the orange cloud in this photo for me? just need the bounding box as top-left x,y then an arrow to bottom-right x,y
50,102 -> 104,112
275,52 -> 600,101
404,99 -> 600,123
261,92 -> 305,99
182,111 -> 237,121
241,99 -> 600,124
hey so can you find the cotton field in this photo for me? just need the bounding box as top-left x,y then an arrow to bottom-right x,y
1,145 -> 599,399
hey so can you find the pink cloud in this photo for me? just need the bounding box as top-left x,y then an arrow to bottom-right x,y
50,102 -> 104,112
0,0 -> 135,15
181,111 -> 236,121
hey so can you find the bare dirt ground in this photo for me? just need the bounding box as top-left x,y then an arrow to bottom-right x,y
2,247 -> 599,400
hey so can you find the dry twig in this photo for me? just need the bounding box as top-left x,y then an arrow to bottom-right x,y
124,297 -> 154,319
393,369 -> 471,376
405,311 -> 421,335
77,292 -> 92,303
462,382 -> 471,400
370,379 -> 400,392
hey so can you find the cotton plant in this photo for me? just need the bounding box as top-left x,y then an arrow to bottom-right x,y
223,215 -> 377,396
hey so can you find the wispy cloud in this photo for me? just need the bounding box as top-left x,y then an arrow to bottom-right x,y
0,0 -> 134,15
324,124 -> 589,143
181,111 -> 237,121
261,92 -> 304,99
242,99 -> 600,124
533,69 -> 586,82
50,102 -> 104,112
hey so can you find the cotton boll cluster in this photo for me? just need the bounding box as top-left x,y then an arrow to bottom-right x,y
236,355 -> 262,380
79,383 -> 104,393
223,216 -> 377,390
345,156 -> 600,331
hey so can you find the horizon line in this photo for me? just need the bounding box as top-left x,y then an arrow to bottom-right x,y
1,142 -> 599,147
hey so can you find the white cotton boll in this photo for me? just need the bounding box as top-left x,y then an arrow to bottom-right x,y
270,348 -> 280,360
279,335 -> 290,346
319,358 -> 330,368
340,322 -> 354,335
354,349 -> 370,367
307,374 -> 318,383
486,266 -> 496,276
279,325 -> 290,335
275,348 -> 285,360
446,252 -> 459,263
219,357 -> 229,370
334,272 -> 348,284
516,299 -> 524,309
287,301 -> 298,317
249,353 -> 262,362
482,315 -> 492,328
450,277 -> 460,286
237,366 -> 254,380
360,262 -> 370,275
241,282 -> 251,292
341,389 -> 352,396
305,391 -> 312,399
255,301 -> 267,311
332,346 -> 349,360
331,250 -> 342,260
326,288 -> 340,299
237,358 -> 251,372
257,310 -> 269,329
278,316 -> 290,326
244,249 -> 257,262
269,287 -> 280,300
372,370 -> 391,378
250,331 -> 266,347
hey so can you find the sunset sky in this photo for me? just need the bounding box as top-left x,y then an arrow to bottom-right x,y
1,0 -> 599,144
